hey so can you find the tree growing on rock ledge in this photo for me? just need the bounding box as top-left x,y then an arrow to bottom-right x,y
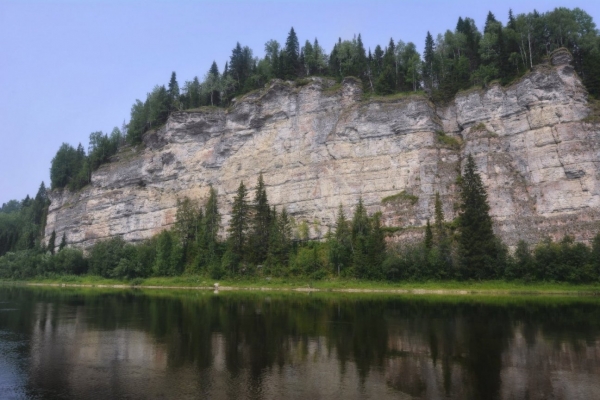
458,154 -> 497,279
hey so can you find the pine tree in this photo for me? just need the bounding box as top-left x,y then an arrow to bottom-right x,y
458,154 -> 497,279
592,233 -> 600,277
168,72 -> 180,111
423,32 -> 435,90
424,219 -> 433,250
351,198 -> 370,278
267,207 -> 292,269
355,34 -> 367,80
201,185 -> 221,267
284,27 -> 300,79
59,233 -> 67,251
249,173 -> 270,264
434,192 -> 446,242
376,39 -> 397,94
367,211 -> 386,277
227,181 -> 250,270
48,230 -> 56,255
329,204 -> 352,276
484,11 -> 498,34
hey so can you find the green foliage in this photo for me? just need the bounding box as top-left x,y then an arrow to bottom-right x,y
381,191 -> 419,205
424,219 -> 433,249
227,181 -> 249,270
88,236 -> 127,278
435,131 -> 462,149
248,173 -> 271,264
0,183 -> 50,257
48,230 -> 56,255
5,164 -> 600,285
50,143 -> 87,190
198,186 -> 221,269
458,154 -> 497,279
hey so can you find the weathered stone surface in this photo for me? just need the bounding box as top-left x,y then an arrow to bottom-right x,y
45,53 -> 600,249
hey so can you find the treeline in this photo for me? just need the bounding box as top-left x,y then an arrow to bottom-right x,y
125,7 -> 600,143
47,7 -> 600,191
50,127 -> 123,190
2,156 -> 600,283
0,183 -> 50,257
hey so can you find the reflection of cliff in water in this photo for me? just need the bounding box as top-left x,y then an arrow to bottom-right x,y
1,288 -> 599,399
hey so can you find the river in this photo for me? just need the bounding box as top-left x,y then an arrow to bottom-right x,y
0,286 -> 599,399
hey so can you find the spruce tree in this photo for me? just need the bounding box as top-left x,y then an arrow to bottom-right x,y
424,219 -> 433,250
592,233 -> 600,277
355,34 -> 367,80
329,204 -> 352,276
59,233 -> 67,251
434,192 -> 446,242
201,185 -> 221,267
351,198 -> 370,278
267,207 -> 292,269
284,27 -> 300,79
423,32 -> 435,90
168,72 -> 180,111
458,154 -> 497,279
48,230 -> 56,255
367,212 -> 386,277
227,181 -> 249,269
249,173 -> 270,264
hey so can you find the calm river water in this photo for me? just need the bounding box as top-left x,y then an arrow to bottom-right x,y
0,286 -> 599,399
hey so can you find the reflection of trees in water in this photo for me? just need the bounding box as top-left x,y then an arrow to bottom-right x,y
2,288 -> 600,399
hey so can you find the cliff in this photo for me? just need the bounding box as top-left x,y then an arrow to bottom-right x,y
45,49 -> 600,249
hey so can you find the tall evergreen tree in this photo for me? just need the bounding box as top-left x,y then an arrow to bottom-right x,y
201,185 -> 221,267
329,204 -> 352,276
284,27 -> 300,79
434,192 -> 446,242
227,181 -> 250,269
423,31 -> 436,90
59,232 -> 67,251
458,154 -> 497,279
249,173 -> 271,264
48,230 -> 56,255
168,72 -> 180,111
424,219 -> 433,250
355,33 -> 368,80
351,197 -> 370,278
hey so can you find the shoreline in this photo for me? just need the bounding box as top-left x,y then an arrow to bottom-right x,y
13,281 -> 600,296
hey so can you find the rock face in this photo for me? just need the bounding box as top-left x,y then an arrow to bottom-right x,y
45,50 -> 600,249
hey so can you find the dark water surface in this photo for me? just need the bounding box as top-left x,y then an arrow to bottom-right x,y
0,287 -> 599,399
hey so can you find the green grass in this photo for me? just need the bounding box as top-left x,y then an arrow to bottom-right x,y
435,130 -> 462,149
382,190 -> 419,205
6,275 -> 600,296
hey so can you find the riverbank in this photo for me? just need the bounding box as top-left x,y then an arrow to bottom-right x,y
3,275 -> 600,296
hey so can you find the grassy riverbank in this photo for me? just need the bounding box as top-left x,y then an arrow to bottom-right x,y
3,275 -> 600,295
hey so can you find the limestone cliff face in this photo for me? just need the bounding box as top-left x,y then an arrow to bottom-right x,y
45,50 -> 600,249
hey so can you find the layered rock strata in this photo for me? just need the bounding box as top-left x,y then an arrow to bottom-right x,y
45,50 -> 600,249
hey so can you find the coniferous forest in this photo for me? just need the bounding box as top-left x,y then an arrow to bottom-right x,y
2,7 -> 600,283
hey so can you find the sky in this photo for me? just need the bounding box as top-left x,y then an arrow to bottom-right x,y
1,0 -> 599,204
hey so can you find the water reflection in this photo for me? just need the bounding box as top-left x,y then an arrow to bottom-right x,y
0,287 -> 599,399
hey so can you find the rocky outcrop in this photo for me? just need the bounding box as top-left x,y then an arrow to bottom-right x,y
45,50 -> 600,249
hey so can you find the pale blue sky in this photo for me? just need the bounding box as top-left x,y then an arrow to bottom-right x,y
1,0 -> 599,204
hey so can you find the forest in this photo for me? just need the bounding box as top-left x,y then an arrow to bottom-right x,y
1,6 -> 600,283
46,6 -> 600,191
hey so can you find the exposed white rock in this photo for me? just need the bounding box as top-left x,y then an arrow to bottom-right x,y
45,51 -> 600,249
